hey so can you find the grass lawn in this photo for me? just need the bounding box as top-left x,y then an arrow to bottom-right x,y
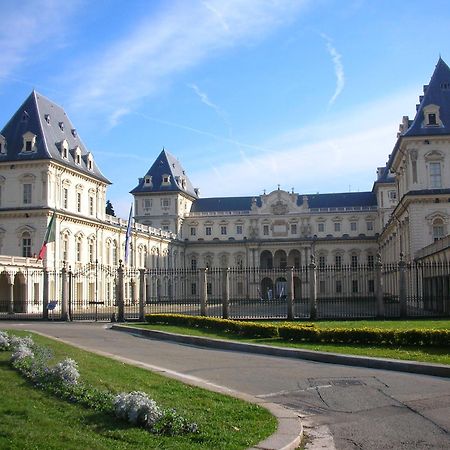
126,320 -> 450,366
0,331 -> 276,450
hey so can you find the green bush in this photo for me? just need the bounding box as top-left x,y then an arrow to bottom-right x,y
144,314 -> 450,348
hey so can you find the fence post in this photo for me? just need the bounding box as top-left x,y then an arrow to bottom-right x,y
375,253 -> 385,318
61,263 -> 70,321
398,254 -> 407,318
222,267 -> 229,319
117,260 -> 125,322
200,268 -> 208,316
309,256 -> 317,320
8,280 -> 14,314
139,268 -> 146,321
42,268 -> 49,319
287,267 -> 294,320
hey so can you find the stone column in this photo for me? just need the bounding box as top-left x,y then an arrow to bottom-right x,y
8,281 -> 14,314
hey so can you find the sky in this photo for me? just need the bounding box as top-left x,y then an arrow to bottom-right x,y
1,0 -> 450,218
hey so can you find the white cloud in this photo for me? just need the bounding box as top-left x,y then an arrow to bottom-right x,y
188,83 -> 228,122
191,88 -> 417,197
0,0 -> 81,82
321,33 -> 345,106
69,0 -> 308,123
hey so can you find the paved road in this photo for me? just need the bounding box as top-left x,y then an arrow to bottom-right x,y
2,321 -> 450,450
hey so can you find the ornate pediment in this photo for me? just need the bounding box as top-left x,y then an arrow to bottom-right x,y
271,200 -> 288,215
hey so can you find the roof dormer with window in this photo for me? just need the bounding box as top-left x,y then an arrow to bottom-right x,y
422,104 -> 442,128
21,132 -> 37,153
59,139 -> 69,159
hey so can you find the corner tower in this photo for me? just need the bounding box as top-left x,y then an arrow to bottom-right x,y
130,149 -> 198,235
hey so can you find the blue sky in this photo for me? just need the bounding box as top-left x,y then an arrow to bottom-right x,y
1,0 -> 450,218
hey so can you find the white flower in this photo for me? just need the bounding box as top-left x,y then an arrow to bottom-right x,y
0,332 -> 9,350
11,345 -> 34,362
114,391 -> 163,427
50,358 -> 80,385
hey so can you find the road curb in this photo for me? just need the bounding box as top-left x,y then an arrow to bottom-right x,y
111,324 -> 450,378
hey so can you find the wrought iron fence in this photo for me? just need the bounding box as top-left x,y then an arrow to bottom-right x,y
0,260 -> 449,321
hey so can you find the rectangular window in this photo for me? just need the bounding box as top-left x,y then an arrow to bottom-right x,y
144,199 -> 152,208
368,279 -> 375,293
77,192 -> 81,213
318,223 -> 325,232
368,254 -> 374,268
22,236 -> 31,257
428,113 -> 437,125
352,280 -> 358,293
62,239 -> 68,261
25,140 -> 32,152
23,183 -> 32,204
388,190 -> 397,200
205,227 -> 212,236
334,222 -> 341,232
162,225 -> 169,231
350,222 -> 357,231
291,224 -> 297,234
221,226 -> 227,235
207,282 -> 212,295
367,221 -> 374,231
335,280 -> 342,293
191,283 -> 197,295
89,196 -> 94,215
318,255 -> 326,269
190,227 -> 196,236
76,241 -> 82,261
263,225 -> 269,235
89,241 -> 95,263
335,255 -> 342,268
161,198 -> 171,207
430,162 -> 442,188
63,188 -> 68,209
191,259 -> 197,270
351,255 -> 358,269
237,281 -> 243,296
236,225 -> 243,235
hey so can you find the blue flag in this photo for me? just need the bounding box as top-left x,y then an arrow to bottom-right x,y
124,204 -> 133,264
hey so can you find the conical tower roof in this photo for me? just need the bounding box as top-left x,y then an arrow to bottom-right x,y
130,148 -> 198,198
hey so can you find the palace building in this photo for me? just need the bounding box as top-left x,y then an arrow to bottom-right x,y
1,57 -> 450,276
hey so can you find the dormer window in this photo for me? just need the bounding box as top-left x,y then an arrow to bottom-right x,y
59,121 -> 64,131
423,104 -> 442,127
71,129 -> 77,138
74,146 -> 81,165
144,176 -> 152,186
162,174 -> 171,185
60,139 -> 69,159
45,114 -> 50,124
86,153 -> 93,171
22,132 -> 37,153
21,111 -> 29,123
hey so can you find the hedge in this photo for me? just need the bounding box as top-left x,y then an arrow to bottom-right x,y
144,314 -> 450,347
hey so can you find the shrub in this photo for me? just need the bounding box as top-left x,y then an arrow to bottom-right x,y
115,391 -> 163,428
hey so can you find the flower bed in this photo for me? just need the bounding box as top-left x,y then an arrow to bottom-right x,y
0,331 -> 198,435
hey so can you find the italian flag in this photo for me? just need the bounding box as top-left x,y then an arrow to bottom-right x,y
37,211 -> 56,260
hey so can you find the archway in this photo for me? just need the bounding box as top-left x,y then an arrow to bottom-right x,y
274,250 -> 287,268
260,251 -> 273,269
275,277 -> 287,299
0,272 -> 9,312
293,276 -> 301,300
13,272 -> 26,313
260,277 -> 273,300
288,250 -> 301,268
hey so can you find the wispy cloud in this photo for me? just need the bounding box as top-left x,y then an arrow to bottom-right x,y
69,0 -> 307,124
321,33 -> 345,106
192,88 -> 417,196
188,83 -> 228,122
0,0 -> 81,84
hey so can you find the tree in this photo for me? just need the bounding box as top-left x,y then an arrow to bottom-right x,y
106,199 -> 116,216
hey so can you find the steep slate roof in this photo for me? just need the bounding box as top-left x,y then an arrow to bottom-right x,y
191,196 -> 259,212
130,149 -> 198,198
305,192 -> 377,208
190,191 -> 376,213
0,91 -> 110,183
403,57 -> 450,137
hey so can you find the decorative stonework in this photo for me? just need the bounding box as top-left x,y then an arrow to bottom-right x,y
271,200 -> 288,215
